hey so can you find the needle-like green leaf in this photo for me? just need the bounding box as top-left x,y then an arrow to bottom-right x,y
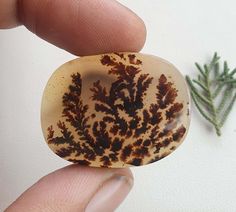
186,52 -> 236,136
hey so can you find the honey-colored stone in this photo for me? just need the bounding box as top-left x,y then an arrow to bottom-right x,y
41,53 -> 190,168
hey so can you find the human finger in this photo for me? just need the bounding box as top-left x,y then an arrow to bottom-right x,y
6,164 -> 133,212
0,0 -> 146,56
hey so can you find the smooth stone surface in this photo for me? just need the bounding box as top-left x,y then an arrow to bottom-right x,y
41,53 -> 190,168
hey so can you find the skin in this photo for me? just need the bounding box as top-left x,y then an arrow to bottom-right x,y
0,0 -> 146,211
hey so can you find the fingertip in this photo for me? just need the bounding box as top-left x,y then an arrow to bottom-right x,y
6,165 -> 133,212
18,0 -> 146,56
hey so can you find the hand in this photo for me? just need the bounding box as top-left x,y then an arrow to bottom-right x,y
1,0 -> 146,211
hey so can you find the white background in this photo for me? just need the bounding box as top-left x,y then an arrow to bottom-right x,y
1,0 -> 236,211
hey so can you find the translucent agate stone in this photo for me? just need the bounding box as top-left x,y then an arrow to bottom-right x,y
41,53 -> 190,168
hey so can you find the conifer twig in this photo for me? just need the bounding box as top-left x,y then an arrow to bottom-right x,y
186,53 -> 236,136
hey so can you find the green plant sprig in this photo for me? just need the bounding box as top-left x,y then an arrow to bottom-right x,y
186,53 -> 236,136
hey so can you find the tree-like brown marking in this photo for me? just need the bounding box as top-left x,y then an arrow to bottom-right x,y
162,137 -> 172,147
47,54 -> 187,167
109,153 -> 119,162
133,139 -> 143,146
128,54 -> 142,65
133,147 -> 150,158
166,103 -> 183,120
121,145 -> 132,161
173,125 -> 186,142
129,158 -> 142,166
156,74 -> 178,109
69,159 -> 91,166
100,156 -> 111,167
111,138 -> 123,152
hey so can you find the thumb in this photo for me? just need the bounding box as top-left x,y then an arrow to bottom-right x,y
6,165 -> 133,212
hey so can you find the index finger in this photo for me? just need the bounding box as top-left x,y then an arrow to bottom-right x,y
18,0 -> 146,56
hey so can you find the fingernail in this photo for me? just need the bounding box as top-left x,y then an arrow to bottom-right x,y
85,175 -> 133,212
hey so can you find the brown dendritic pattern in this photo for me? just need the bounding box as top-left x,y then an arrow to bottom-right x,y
47,54 -> 186,167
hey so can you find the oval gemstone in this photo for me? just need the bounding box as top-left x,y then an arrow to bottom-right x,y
41,53 -> 190,167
